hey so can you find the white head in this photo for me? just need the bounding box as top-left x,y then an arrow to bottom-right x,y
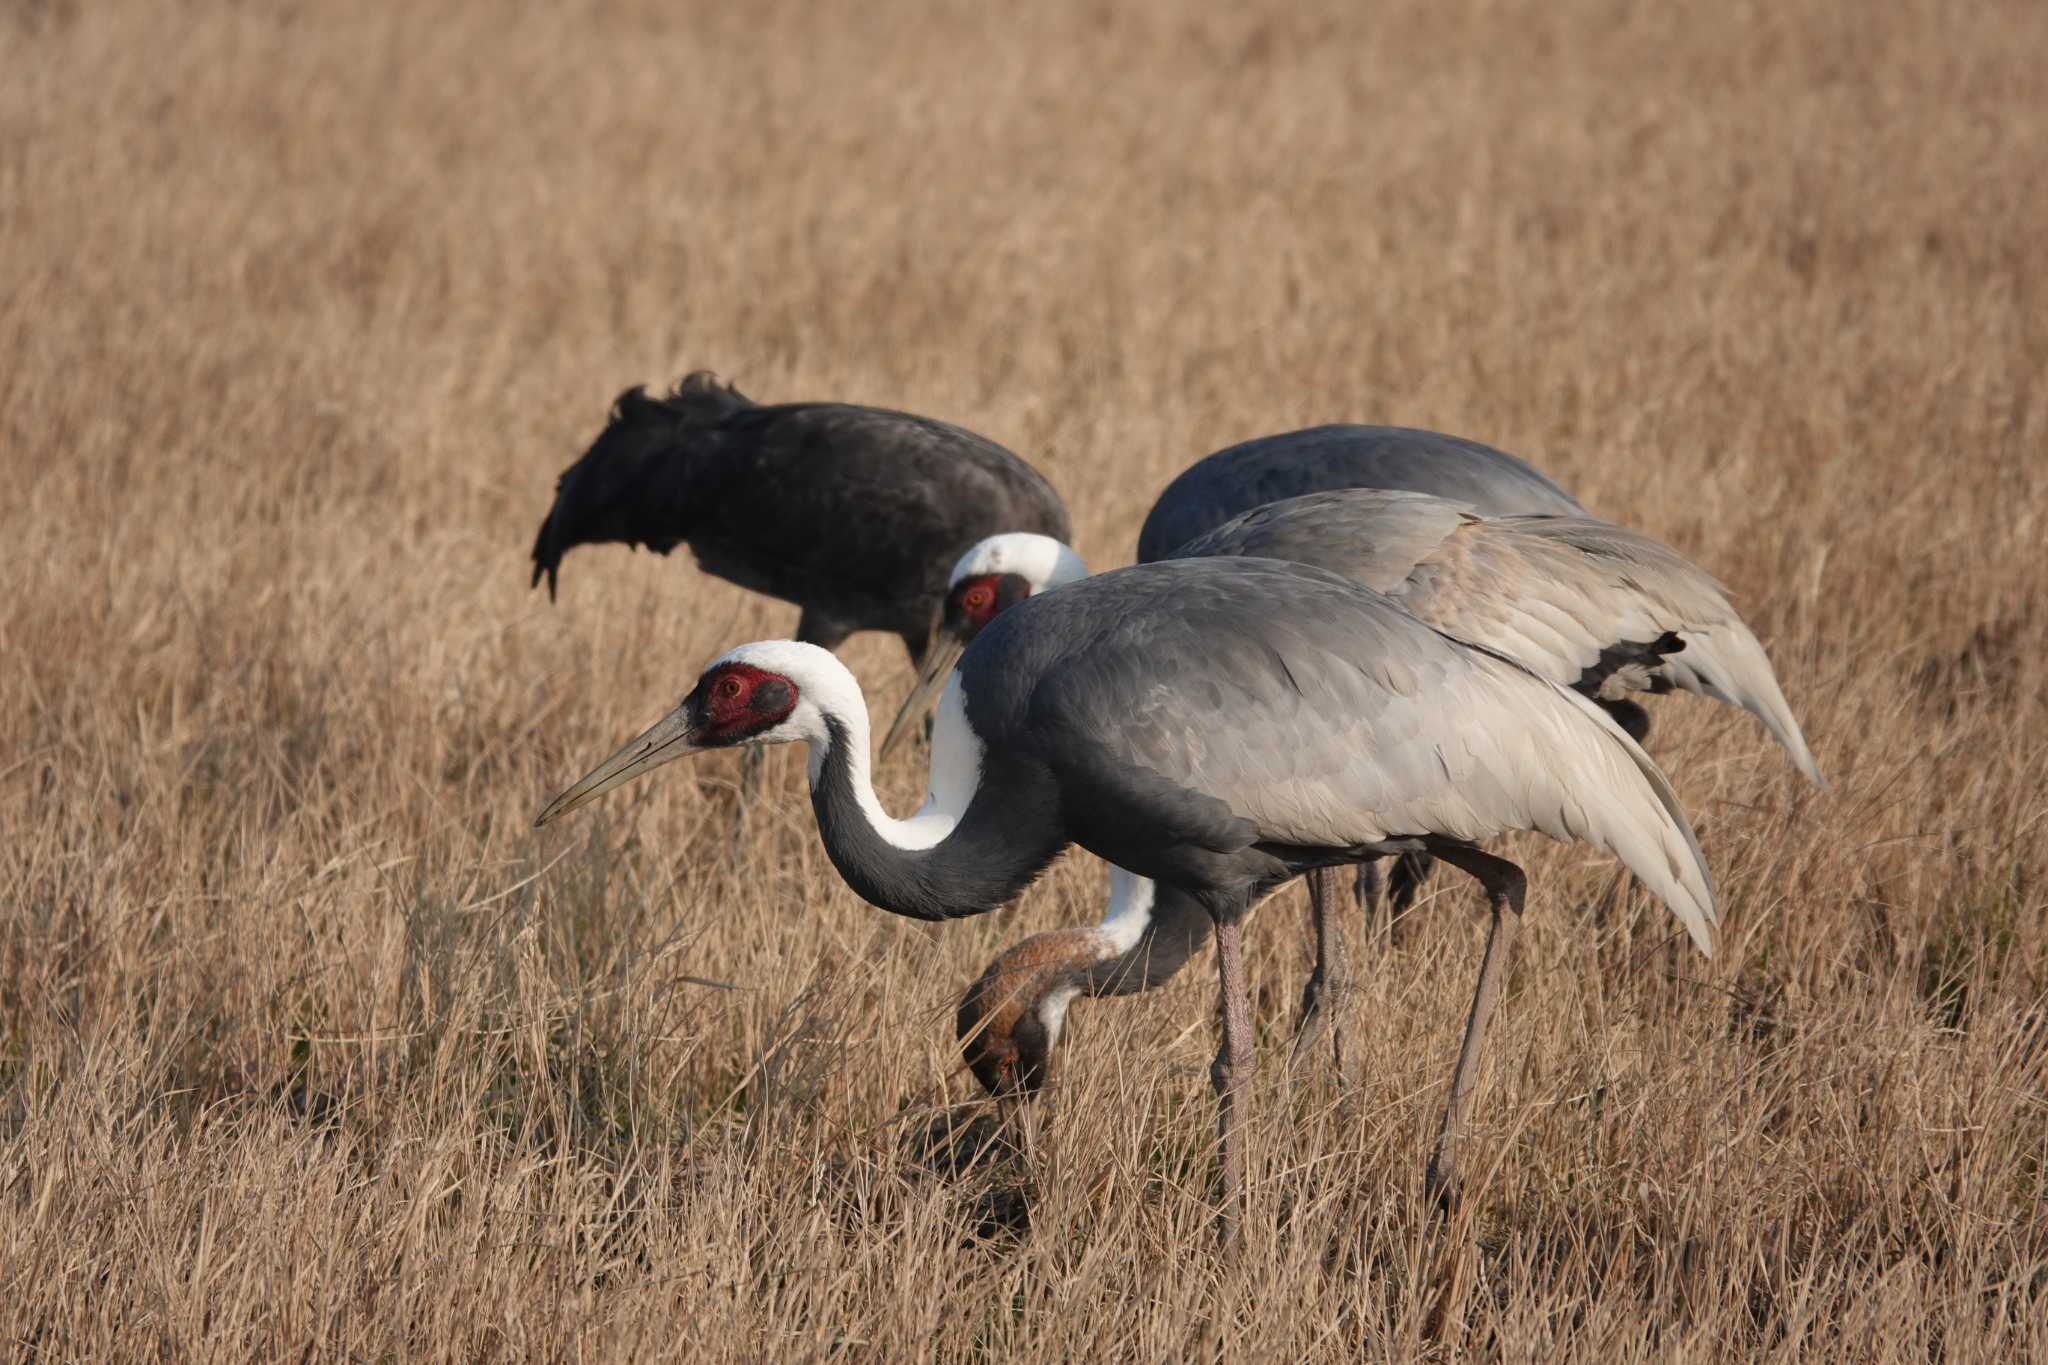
532,640 -> 866,827
946,532 -> 1091,595
877,534 -> 1092,759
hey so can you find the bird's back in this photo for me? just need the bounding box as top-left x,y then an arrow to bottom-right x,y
958,558 -> 1715,946
1165,487 -> 1480,591
1169,489 -> 1686,690
1136,424 -> 1584,563
533,377 -> 1069,635
683,402 -> 1069,627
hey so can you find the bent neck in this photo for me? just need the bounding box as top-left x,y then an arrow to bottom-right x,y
803,678 -> 1067,922
1079,872 -> 1215,998
983,869 -> 1217,1062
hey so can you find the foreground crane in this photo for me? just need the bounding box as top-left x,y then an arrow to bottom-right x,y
940,492 -> 1819,1103
535,557 -> 1716,1242
879,420 -> 1602,936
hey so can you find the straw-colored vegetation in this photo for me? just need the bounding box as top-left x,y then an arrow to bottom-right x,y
5,0 -> 2044,1357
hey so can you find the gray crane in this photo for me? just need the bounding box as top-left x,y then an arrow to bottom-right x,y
941,491 -> 1821,1104
534,557 -> 1716,1240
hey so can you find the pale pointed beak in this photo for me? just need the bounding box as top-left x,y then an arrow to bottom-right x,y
534,706 -> 701,827
878,633 -> 967,761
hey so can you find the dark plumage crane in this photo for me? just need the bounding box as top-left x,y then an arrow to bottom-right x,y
531,372 -> 1071,669
534,557 -> 1716,1241
942,491 -> 1820,1106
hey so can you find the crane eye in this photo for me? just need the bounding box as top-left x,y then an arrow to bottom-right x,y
715,675 -> 744,701
962,584 -> 994,611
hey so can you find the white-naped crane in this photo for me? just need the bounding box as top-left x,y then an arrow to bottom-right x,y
531,371 -> 1070,670
534,557 -> 1717,1241
915,490 -> 1821,1104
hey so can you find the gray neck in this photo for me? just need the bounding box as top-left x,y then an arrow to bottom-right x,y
1081,878 -> 1216,998
808,718 -> 1068,921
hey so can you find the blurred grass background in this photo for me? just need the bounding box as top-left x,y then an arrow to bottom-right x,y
3,0 -> 2044,1357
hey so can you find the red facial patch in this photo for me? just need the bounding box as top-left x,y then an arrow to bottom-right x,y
951,574 -> 1003,627
695,662 -> 798,743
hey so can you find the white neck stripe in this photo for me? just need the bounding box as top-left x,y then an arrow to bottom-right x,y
710,640 -> 986,854
817,672 -> 984,852
1096,867 -> 1156,954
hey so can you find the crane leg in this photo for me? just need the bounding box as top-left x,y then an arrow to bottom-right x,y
1211,912 -> 1254,1253
1295,867 -> 1353,1078
1421,845 -> 1527,1212
1353,851 -> 1432,948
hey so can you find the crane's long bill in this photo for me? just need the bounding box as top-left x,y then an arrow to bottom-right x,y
534,707 -> 700,827
878,635 -> 967,761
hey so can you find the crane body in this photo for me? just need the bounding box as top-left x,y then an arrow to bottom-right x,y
929,489 -> 1821,1117
536,557 -> 1716,1236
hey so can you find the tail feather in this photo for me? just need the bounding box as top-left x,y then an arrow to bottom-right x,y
1662,624 -> 1826,789
1550,681 -> 1720,956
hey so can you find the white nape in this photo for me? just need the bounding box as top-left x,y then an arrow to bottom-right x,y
1097,865 -> 1158,954
1039,983 -> 1083,1047
948,533 -> 1091,593
1039,867 -> 1159,1048
706,640 -> 988,855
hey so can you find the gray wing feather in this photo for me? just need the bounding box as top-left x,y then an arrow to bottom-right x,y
1399,515 -> 1825,787
1137,425 -> 1584,562
1167,488 -> 1479,591
988,561 -> 1718,952
1172,491 -> 1822,789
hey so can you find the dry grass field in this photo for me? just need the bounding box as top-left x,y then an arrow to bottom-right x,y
5,0 -> 2046,1357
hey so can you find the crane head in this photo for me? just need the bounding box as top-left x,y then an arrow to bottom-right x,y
879,534 -> 1090,760
529,374 -> 753,601
957,968 -> 1058,1099
534,641 -> 848,826
955,928 -> 1102,1099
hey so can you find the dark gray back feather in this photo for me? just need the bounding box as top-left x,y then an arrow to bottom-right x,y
1137,424 -> 1583,563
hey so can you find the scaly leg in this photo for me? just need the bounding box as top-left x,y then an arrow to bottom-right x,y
1211,914 -> 1255,1252
1296,867 -> 1354,1078
1422,844 -> 1528,1211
